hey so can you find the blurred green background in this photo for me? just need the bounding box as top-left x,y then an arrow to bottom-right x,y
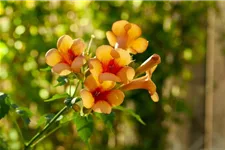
0,1 -> 216,150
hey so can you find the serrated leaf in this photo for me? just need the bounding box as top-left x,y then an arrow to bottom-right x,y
114,106 -> 146,125
44,93 -> 69,102
54,76 -> 68,87
0,93 -> 10,119
95,112 -> 115,129
40,66 -> 51,71
74,113 -> 93,143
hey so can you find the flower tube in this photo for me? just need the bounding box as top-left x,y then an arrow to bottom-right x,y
120,54 -> 161,102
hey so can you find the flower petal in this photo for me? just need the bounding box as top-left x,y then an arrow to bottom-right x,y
127,23 -> 142,40
101,81 -> 116,92
151,92 -> 159,102
88,59 -> 103,77
84,75 -> 99,92
45,48 -> 62,66
70,38 -> 85,56
71,56 -> 86,73
136,54 -> 161,75
127,48 -> 138,54
57,35 -> 73,53
131,38 -> 148,53
107,90 -> 124,106
96,45 -> 113,64
117,66 -> 135,84
113,48 -> 132,66
80,89 -> 95,108
92,101 -> 112,114
52,63 -> 71,76
99,73 -> 121,83
106,31 -> 117,47
112,20 -> 129,36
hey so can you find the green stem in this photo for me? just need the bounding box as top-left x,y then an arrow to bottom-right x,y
69,79 -> 72,96
30,116 -> 74,148
72,80 -> 80,97
31,125 -> 60,148
85,34 -> 95,55
10,112 -> 25,143
24,106 -> 68,150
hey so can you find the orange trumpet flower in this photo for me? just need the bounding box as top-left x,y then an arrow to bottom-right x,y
106,20 -> 149,54
45,35 -> 86,76
88,45 -> 135,84
80,75 -> 124,114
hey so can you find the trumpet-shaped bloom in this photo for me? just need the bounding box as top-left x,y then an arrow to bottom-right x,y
89,45 -> 135,84
45,35 -> 86,76
106,20 -> 149,54
120,54 -> 161,102
80,75 -> 125,114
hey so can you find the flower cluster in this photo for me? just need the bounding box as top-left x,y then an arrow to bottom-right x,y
45,20 -> 161,114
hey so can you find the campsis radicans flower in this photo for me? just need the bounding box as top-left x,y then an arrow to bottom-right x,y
106,20 -> 148,54
121,54 -> 161,102
80,75 -> 124,114
88,45 -> 135,84
45,35 -> 86,76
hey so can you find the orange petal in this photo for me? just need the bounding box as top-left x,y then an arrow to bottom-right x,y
113,48 -> 132,66
57,35 -> 73,53
99,73 -> 121,83
84,75 -> 99,92
127,23 -> 142,40
70,38 -> 85,56
80,89 -> 95,108
45,48 -> 62,66
120,78 -> 156,95
136,54 -> 161,75
112,20 -> 129,36
71,56 -> 86,73
52,63 -> 71,76
100,81 -> 116,92
107,90 -> 124,106
92,101 -> 112,114
96,45 -> 113,64
117,66 -> 135,84
131,38 -> 148,53
151,92 -> 159,102
88,59 -> 103,77
106,31 -> 117,47
127,48 -> 138,54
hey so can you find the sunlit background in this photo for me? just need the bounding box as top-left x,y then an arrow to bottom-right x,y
1,1 -> 225,150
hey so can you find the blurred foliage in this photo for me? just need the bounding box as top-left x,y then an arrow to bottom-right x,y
0,1 -> 214,150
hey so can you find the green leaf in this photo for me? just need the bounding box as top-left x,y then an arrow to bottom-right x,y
114,106 -> 146,125
95,112 -> 115,129
0,93 -> 10,119
54,76 -> 68,87
44,93 -> 69,102
40,66 -> 51,71
74,113 -> 93,143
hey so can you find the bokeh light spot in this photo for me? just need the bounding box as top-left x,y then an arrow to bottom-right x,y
39,89 -> 49,99
14,41 -> 23,50
15,25 -> 26,35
